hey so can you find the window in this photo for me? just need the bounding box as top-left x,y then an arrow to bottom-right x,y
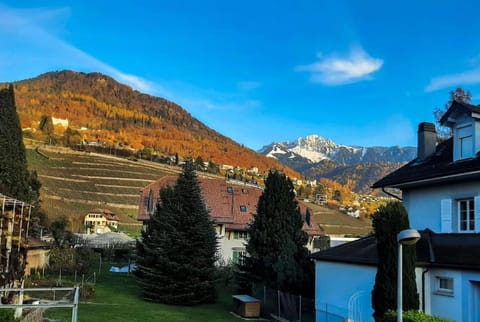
227,186 -> 234,193
456,124 -> 474,160
239,205 -> 247,212
436,277 -> 454,295
147,189 -> 155,214
234,231 -> 248,239
458,198 -> 475,232
232,249 -> 247,265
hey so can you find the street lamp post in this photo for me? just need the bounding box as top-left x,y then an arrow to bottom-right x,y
397,229 -> 421,322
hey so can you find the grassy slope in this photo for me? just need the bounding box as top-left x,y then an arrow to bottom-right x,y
27,146 -> 180,234
44,270 -> 244,322
307,202 -> 372,236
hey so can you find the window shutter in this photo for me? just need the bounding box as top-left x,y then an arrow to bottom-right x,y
441,199 -> 452,233
232,251 -> 238,264
474,196 -> 480,233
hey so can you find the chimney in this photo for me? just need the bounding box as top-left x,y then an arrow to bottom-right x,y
417,122 -> 437,160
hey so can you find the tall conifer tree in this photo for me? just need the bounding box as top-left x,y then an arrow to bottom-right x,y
0,85 -> 31,201
239,170 -> 312,295
371,202 -> 419,320
135,160 -> 218,305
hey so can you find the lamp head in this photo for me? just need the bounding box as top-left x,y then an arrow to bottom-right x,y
397,229 -> 421,245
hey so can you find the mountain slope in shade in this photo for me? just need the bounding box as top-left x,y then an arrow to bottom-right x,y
259,135 -> 416,194
3,70 -> 299,178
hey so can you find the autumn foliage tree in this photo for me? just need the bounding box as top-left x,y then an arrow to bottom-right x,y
434,87 -> 472,139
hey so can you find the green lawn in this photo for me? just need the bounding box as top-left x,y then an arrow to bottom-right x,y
43,270 -> 247,322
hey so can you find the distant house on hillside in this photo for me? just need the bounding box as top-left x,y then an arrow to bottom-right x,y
84,209 -> 119,234
51,117 -> 69,128
312,101 -> 480,322
138,176 -> 323,264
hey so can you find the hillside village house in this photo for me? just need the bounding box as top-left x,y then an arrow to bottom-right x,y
312,101 -> 480,322
84,209 -> 119,234
138,176 -> 322,264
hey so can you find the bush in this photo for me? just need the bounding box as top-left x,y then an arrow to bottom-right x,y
0,309 -> 15,321
80,284 -> 96,300
380,310 -> 453,322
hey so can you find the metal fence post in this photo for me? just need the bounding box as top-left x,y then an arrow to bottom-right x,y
299,295 -> 302,322
72,286 -> 80,322
277,289 -> 280,318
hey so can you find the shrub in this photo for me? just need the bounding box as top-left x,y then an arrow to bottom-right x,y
380,310 -> 454,322
80,284 -> 96,300
0,309 -> 15,322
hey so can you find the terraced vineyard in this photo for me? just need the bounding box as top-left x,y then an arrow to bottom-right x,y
26,146 -> 180,234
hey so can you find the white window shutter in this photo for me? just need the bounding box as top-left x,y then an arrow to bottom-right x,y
474,196 -> 480,233
441,199 -> 452,233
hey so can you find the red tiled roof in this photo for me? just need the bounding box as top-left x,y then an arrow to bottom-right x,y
138,176 -> 262,230
298,201 -> 323,236
139,176 -> 322,236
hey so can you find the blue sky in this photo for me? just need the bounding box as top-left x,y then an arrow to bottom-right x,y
2,1 -> 480,150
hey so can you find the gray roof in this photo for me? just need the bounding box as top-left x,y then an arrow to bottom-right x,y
74,232 -> 135,249
373,101 -> 480,189
311,229 -> 480,270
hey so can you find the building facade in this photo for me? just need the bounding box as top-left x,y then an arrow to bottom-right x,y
313,101 -> 480,322
138,176 -> 322,264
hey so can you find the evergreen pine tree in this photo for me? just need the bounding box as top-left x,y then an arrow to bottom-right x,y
371,201 -> 419,320
0,85 -> 41,203
135,160 -> 218,305
238,170 -> 313,295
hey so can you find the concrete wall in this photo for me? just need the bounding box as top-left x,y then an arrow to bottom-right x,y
422,268 -> 480,322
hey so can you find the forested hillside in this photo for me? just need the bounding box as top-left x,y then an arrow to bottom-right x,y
3,70 -> 299,178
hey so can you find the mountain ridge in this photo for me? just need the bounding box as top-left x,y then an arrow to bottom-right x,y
259,135 -> 417,193
3,70 -> 300,179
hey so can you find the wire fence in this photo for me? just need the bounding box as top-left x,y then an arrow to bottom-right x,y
316,302 -> 349,322
252,286 -> 316,322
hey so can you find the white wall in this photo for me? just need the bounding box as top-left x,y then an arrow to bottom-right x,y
216,227 -> 247,263
424,268 -> 480,322
403,181 -> 480,232
315,261 -> 376,322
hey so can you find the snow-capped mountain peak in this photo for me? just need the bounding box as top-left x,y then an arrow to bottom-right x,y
259,134 -> 416,166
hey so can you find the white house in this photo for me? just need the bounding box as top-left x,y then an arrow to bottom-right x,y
138,176 -> 323,265
312,101 -> 480,322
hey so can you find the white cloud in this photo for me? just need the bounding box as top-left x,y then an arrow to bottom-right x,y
425,68 -> 480,92
297,48 -> 383,85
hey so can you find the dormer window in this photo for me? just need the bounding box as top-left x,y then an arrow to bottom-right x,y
458,124 -> 473,159
454,123 -> 474,161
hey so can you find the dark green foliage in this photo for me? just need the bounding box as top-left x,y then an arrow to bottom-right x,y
0,309 -> 15,321
50,216 -> 73,248
381,310 -> 453,322
371,202 -> 419,321
135,160 -> 218,305
39,115 -> 54,136
0,85 -> 40,203
238,170 -> 313,296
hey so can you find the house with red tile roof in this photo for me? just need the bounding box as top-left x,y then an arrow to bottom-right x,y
138,176 -> 322,264
84,208 -> 120,234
